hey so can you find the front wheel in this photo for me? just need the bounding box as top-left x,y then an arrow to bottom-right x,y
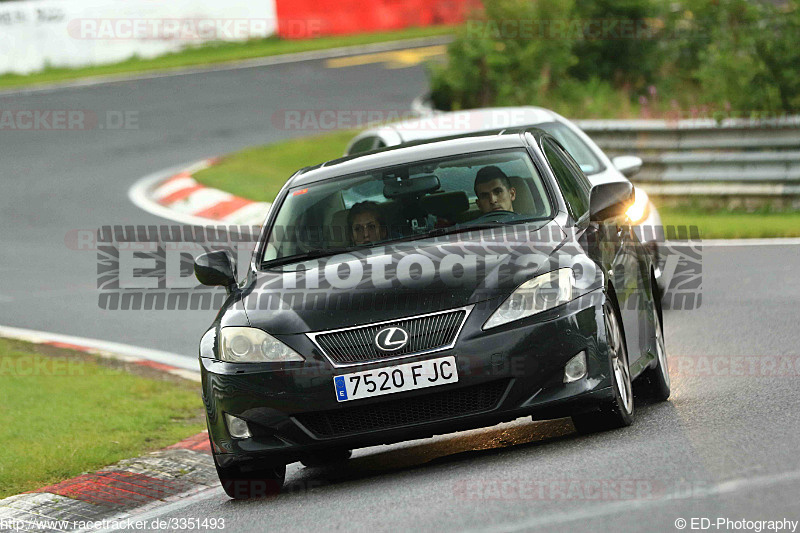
215,456 -> 286,499
572,301 -> 634,434
638,283 -> 671,401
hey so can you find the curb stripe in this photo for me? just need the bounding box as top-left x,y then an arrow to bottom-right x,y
158,172 -> 193,188
166,431 -> 212,455
35,472 -> 195,507
1,442 -> 217,529
222,200 -> 270,225
194,196 -> 253,219
167,188 -> 232,213
0,324 -> 200,375
0,325 -> 213,526
158,184 -> 205,205
45,341 -> 92,353
130,159 -> 271,227
152,175 -> 196,200
134,359 -> 185,373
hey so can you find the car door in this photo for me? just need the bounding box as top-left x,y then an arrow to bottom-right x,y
541,137 -> 647,366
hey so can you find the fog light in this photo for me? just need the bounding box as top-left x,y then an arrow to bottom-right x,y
224,413 -> 252,439
564,351 -> 587,383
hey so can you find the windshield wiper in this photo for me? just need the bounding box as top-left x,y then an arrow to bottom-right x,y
428,223 -> 506,238
424,218 -> 547,239
387,218 -> 549,245
262,248 -> 347,269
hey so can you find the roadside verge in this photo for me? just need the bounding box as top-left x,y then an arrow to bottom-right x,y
0,34 -> 454,96
0,433 -> 218,531
0,325 -> 199,378
0,334 -> 215,528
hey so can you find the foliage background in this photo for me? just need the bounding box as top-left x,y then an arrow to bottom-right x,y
430,0 -> 800,117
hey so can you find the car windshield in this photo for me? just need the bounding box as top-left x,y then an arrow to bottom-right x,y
536,122 -> 604,175
261,149 -> 553,269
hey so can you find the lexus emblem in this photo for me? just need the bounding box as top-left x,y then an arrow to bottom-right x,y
374,327 -> 409,352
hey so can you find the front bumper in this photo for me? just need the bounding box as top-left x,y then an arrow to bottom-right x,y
202,290 -> 613,468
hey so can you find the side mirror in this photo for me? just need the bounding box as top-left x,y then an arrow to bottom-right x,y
612,155 -> 642,178
194,250 -> 237,290
589,181 -> 635,222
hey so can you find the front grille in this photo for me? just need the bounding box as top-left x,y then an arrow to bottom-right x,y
310,308 -> 468,365
294,380 -> 509,438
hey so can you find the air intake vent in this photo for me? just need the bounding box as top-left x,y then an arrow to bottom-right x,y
295,380 -> 509,438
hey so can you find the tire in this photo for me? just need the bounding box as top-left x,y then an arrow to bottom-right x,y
638,281 -> 671,401
300,449 -> 352,468
214,456 -> 286,500
572,300 -> 635,434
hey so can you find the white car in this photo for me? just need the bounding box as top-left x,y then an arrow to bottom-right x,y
345,106 -> 665,290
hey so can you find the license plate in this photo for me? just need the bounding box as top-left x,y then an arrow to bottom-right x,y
333,356 -> 458,402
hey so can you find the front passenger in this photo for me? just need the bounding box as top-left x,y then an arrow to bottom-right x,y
348,201 -> 388,246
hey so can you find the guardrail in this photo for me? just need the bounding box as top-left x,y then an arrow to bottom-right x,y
575,118 -> 800,199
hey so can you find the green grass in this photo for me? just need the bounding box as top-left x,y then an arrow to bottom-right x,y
0,26 -> 455,90
0,339 -> 204,498
658,206 -> 800,239
194,129 -> 357,202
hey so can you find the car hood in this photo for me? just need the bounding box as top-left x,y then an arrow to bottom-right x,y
240,220 -> 569,334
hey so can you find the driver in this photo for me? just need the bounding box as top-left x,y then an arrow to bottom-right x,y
474,166 -> 516,214
348,201 -> 388,245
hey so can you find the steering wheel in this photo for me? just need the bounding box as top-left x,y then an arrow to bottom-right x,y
469,210 -> 517,223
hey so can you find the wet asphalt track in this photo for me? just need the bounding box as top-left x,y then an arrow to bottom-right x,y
0,53 -> 429,355
1,49 -> 798,532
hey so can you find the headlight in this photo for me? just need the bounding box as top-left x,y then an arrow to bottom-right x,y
483,268 -> 587,329
626,186 -> 650,224
219,327 -> 304,363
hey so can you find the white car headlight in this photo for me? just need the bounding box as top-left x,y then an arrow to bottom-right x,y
219,327 -> 304,363
483,268 -> 586,330
626,186 -> 650,225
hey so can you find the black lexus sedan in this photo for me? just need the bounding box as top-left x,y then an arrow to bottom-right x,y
194,129 -> 671,499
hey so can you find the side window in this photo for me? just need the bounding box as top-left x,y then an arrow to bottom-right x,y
348,136 -> 378,154
542,138 -> 591,220
533,123 -> 604,175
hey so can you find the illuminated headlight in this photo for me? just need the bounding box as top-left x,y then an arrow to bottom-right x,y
219,327 -> 304,363
626,186 -> 650,224
484,268 -> 587,330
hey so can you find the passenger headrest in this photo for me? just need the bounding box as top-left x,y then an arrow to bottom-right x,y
327,209 -> 351,248
507,176 -> 539,215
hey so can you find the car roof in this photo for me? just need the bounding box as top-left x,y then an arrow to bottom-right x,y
288,130 -> 543,189
360,106 -> 559,145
